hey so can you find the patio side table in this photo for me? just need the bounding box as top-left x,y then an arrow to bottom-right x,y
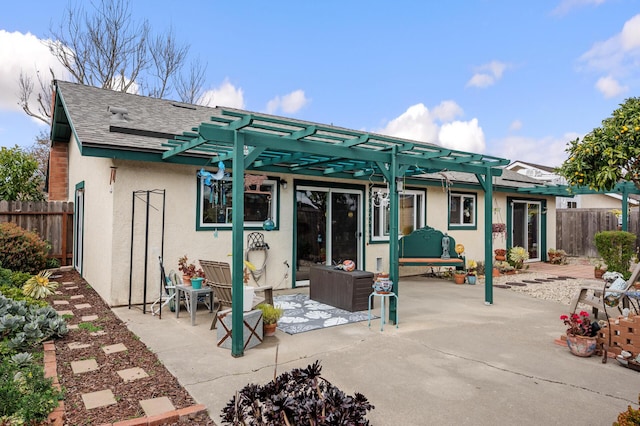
175,284 -> 214,326
368,292 -> 398,331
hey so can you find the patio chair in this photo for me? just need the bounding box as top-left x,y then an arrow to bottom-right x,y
569,262 -> 640,317
152,257 -> 178,318
199,260 -> 273,329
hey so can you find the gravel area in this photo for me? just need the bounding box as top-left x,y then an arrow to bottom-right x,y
483,271 -> 594,307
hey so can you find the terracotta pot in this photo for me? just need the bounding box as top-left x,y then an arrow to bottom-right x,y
594,268 -> 605,279
264,323 -> 277,337
566,334 -> 597,357
495,255 -> 506,261
492,268 -> 501,277
182,275 -> 192,286
453,274 -> 466,284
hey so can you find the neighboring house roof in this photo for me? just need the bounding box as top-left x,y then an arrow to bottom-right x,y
506,159 -> 640,205
507,161 -> 556,174
52,80 -> 561,194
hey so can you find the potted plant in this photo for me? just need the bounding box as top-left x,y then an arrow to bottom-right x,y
494,248 -> 507,261
466,260 -> 478,285
256,303 -> 283,336
178,255 -> 205,286
453,269 -> 466,284
492,223 -> 506,240
590,258 -> 606,279
547,248 -> 567,265
508,246 -> 529,270
494,260 -> 514,274
560,311 -> 598,357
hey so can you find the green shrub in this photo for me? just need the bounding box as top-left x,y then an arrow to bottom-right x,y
45,257 -> 61,269
0,285 -> 48,308
0,353 -> 63,424
0,223 -> 49,273
594,230 -> 637,279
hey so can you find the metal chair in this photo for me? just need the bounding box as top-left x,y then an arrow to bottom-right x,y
152,257 -> 177,318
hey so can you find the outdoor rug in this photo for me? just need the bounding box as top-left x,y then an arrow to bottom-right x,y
274,293 -> 374,335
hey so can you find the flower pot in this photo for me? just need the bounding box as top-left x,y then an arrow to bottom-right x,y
594,268 -> 605,279
182,275 -> 192,286
495,255 -> 506,261
492,268 -> 501,277
453,274 -> 466,284
264,323 -> 277,337
566,334 -> 597,357
191,277 -> 203,289
467,275 -> 477,285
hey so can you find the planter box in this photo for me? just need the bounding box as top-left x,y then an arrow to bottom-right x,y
309,265 -> 374,312
596,314 -> 640,356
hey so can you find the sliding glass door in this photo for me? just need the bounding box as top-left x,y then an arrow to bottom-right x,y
295,185 -> 362,284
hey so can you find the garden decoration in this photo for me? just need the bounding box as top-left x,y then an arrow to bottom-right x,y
198,161 -> 226,203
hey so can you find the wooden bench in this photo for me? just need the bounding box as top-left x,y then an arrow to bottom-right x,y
398,226 -> 465,271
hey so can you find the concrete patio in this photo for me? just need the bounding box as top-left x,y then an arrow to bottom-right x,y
113,270 -> 640,425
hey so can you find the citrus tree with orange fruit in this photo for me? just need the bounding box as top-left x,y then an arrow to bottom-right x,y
558,97 -> 640,191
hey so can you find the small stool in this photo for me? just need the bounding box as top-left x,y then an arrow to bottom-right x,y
216,309 -> 264,350
368,292 -> 398,331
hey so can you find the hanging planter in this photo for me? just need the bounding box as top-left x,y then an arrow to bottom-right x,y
492,223 -> 506,240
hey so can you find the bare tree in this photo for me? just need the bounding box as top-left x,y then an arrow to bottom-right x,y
27,130 -> 51,186
18,69 -> 55,124
18,0 -> 207,123
175,57 -> 208,104
146,27 -> 188,99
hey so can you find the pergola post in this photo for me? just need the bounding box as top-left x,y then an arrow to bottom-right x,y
476,170 -> 494,305
231,132 -> 246,357
389,147 -> 399,324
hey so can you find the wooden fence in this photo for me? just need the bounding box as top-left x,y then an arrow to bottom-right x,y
556,208 -> 640,258
0,201 -> 74,266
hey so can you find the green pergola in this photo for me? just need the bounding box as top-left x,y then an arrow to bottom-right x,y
517,181 -> 640,232
163,109 -> 510,357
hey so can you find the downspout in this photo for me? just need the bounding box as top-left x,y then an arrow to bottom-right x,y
231,132 -> 246,357
389,146 -> 399,324
622,185 -> 629,232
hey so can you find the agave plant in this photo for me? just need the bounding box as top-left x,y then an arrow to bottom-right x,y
22,270 -> 59,299
9,352 -> 33,367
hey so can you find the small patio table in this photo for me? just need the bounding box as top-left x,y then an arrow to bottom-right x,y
175,284 -> 214,326
368,291 -> 398,331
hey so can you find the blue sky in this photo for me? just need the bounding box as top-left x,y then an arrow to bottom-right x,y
1,0 -> 639,167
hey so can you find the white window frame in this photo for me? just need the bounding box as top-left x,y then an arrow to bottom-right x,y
449,192 -> 476,228
198,178 -> 278,229
371,189 -> 425,241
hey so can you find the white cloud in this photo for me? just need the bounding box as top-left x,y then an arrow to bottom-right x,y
377,102 -> 485,153
595,75 -> 628,98
466,61 -> 509,88
580,14 -> 640,95
490,132 -> 581,167
265,89 -> 309,114
0,30 -> 67,114
199,78 -> 245,109
509,120 -> 523,131
439,119 -> 485,152
551,0 -> 607,16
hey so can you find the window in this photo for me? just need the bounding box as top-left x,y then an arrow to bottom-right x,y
198,176 -> 277,229
371,189 -> 425,241
567,201 -> 577,209
449,192 -> 476,228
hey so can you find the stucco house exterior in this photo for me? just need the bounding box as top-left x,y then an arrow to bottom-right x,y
49,80 -> 560,311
